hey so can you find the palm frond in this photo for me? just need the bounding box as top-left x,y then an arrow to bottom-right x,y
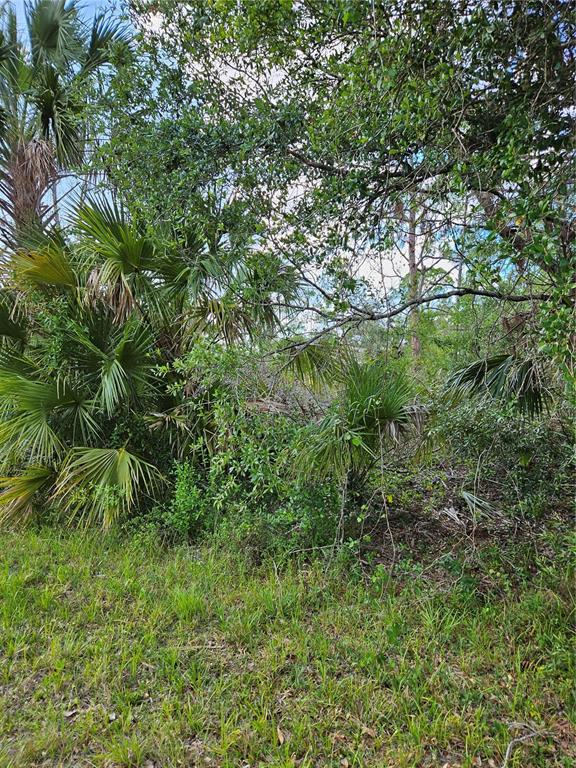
158,249 -> 224,308
0,7 -> 19,98
0,16 -> 32,95
80,12 -> 130,75
281,337 -> 338,391
76,196 -> 156,269
76,197 -> 156,321
69,316 -> 156,415
0,358 -> 98,463
448,354 -> 552,417
145,406 -> 193,460
341,358 -> 415,443
295,358 -> 418,480
26,0 -> 83,69
0,361 -> 63,462
461,490 -> 501,521
10,231 -> 76,288
54,446 -> 162,528
0,465 -> 53,525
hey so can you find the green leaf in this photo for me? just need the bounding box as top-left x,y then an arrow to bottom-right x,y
0,465 -> 53,525
54,447 -> 163,528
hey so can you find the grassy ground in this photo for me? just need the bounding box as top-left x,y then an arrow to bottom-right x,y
0,530 -> 574,768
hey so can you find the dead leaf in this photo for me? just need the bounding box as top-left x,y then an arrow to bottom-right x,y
340,760 -> 349,768
277,725 -> 285,745
361,725 -> 376,738
64,710 -> 78,719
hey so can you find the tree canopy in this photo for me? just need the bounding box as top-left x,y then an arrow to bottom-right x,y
103,0 -> 575,373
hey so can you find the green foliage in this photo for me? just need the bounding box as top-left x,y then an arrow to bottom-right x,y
119,0 -> 575,366
147,345 -> 341,552
0,0 -> 574,556
0,195 -> 301,530
296,356 -> 418,481
431,399 -> 574,518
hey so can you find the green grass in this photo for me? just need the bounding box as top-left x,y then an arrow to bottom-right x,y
0,530 -> 574,767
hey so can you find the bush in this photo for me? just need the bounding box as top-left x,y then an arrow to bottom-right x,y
147,344 -> 341,554
154,412 -> 340,554
431,399 -> 574,516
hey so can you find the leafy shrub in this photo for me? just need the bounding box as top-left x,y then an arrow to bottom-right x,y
161,411 -> 340,553
431,399 -> 574,516
147,344 -> 341,553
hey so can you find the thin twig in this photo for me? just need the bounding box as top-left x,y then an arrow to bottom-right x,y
500,725 -> 546,768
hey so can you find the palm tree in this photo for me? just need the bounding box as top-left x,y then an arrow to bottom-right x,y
0,195 -> 288,527
293,350 -> 420,483
0,0 -> 128,247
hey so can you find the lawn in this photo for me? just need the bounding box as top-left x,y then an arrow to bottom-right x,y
0,530 -> 574,767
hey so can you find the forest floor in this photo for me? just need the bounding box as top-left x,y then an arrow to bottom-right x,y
0,529 -> 574,768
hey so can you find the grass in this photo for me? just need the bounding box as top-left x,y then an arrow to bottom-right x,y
0,529 -> 574,767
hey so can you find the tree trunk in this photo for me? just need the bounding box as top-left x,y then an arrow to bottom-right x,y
407,203 -> 420,358
51,174 -> 60,228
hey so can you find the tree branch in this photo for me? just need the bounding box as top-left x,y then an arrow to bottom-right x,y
362,287 -> 550,322
274,287 -> 550,354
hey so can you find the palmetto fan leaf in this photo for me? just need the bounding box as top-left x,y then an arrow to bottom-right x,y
10,230 -> 76,288
0,355 -> 98,464
81,12 -> 130,75
0,19 -> 16,74
76,198 -> 157,321
158,249 -> 224,308
341,358 -> 414,443
0,6 -> 20,76
448,354 -> 552,417
0,365 -> 62,462
26,0 -> 83,69
54,447 -> 162,528
281,337 -> 338,392
69,315 -> 156,416
296,357 -> 417,480
0,9 -> 31,101
97,322 -> 156,416
76,197 -> 156,268
0,464 -> 53,524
